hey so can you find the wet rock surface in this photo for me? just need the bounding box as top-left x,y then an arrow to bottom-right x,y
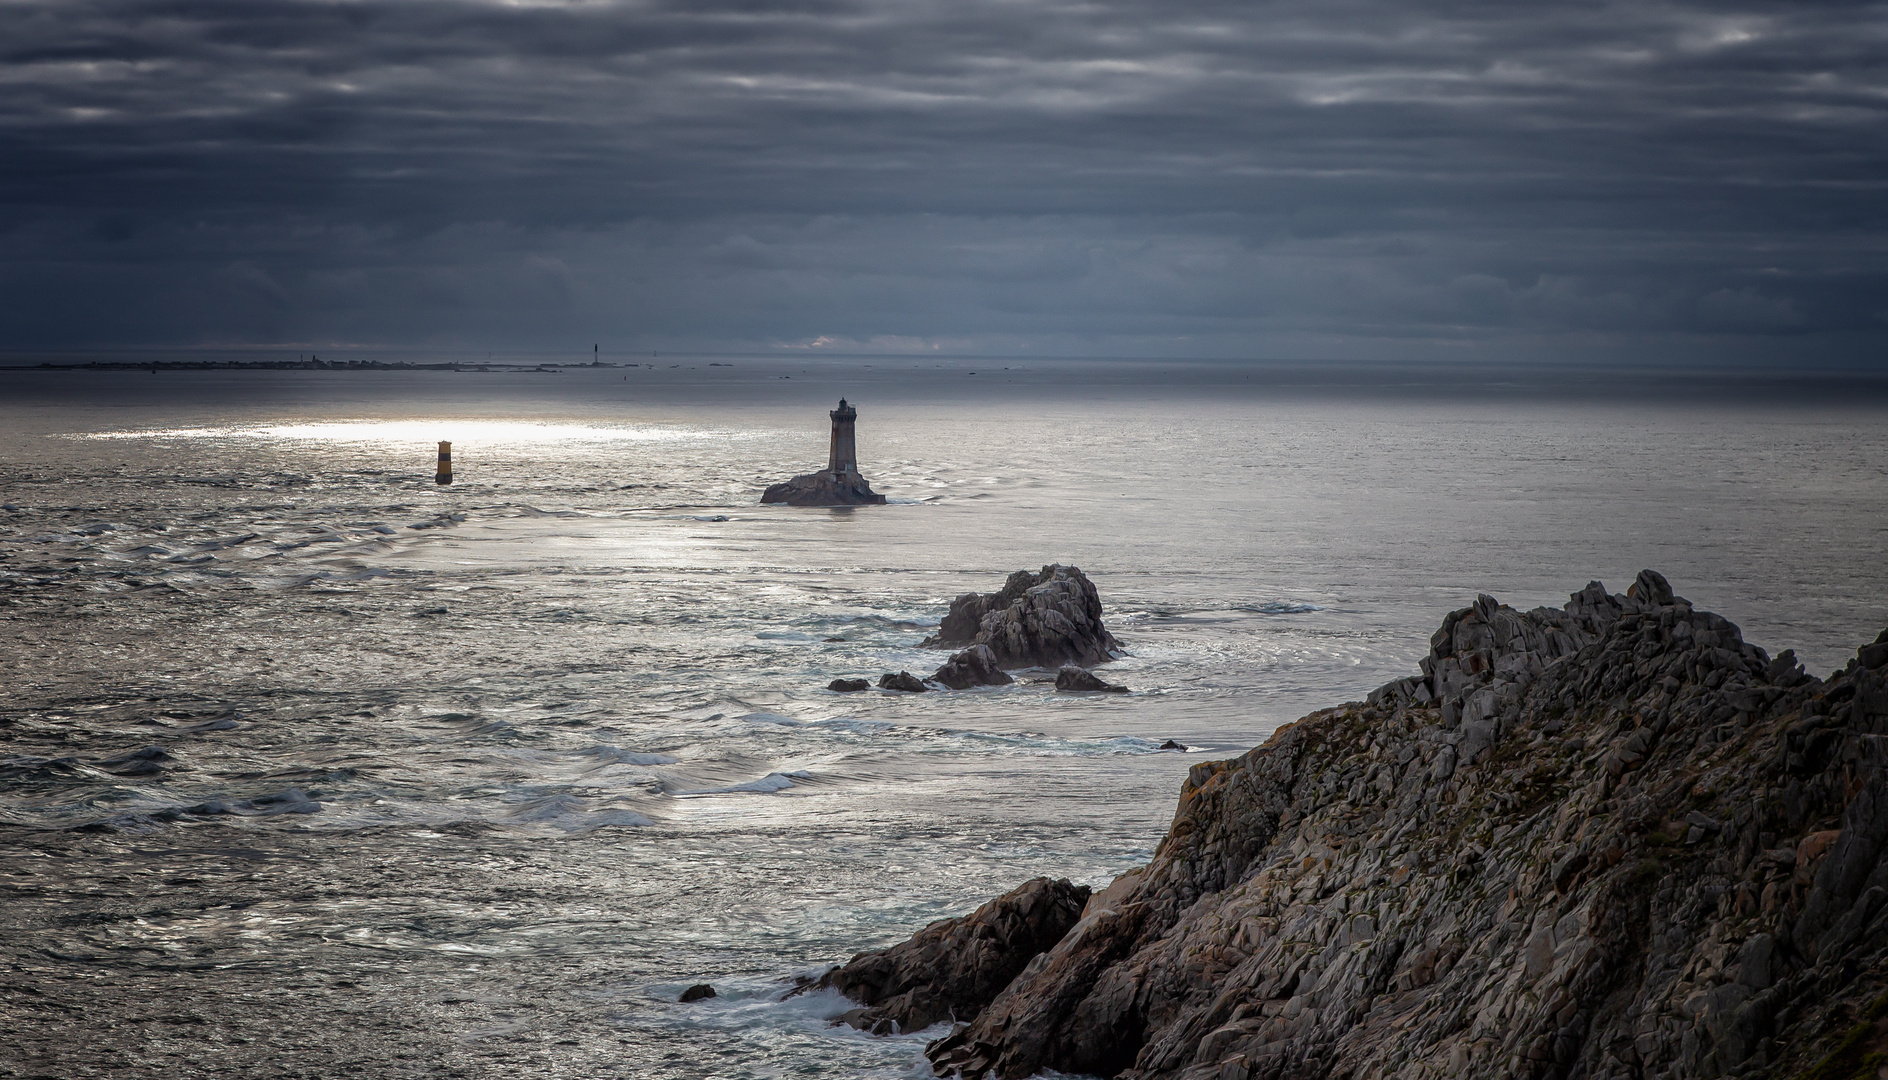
878,671 -> 930,693
834,571 -> 1888,1080
828,677 -> 871,692
931,645 -> 1016,690
1056,665 -> 1128,693
804,876 -> 1091,1035
921,564 -> 1119,669
759,470 -> 887,506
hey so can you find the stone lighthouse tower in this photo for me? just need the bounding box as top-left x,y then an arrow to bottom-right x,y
761,398 -> 888,506
828,399 -> 859,481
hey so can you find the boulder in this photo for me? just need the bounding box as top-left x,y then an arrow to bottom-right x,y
1054,666 -> 1127,693
827,678 -> 870,692
930,645 -> 1015,690
803,876 -> 1090,1034
678,984 -> 715,1003
921,564 -> 1119,669
877,671 -> 929,693
760,470 -> 887,507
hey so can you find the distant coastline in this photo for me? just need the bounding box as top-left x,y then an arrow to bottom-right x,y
15,359 -> 732,373
6,356 -> 1888,410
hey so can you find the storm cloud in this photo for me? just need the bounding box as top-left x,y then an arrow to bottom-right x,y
2,0 -> 1885,360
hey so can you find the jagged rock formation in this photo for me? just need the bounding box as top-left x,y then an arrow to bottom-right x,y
853,568 -> 1121,693
1057,665 -> 1129,693
805,877 -> 1090,1035
760,470 -> 887,506
932,645 -> 1016,690
922,564 -> 1120,669
839,570 -> 1888,1080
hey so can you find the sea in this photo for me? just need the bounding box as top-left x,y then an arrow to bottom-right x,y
2,356 -> 1885,1078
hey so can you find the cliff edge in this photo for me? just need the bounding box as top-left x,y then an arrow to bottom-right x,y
834,571 -> 1888,1080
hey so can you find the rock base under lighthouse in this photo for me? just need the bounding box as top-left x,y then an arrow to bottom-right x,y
760,469 -> 888,506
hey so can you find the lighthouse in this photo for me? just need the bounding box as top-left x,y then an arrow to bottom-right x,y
828,399 -> 859,481
760,398 -> 888,506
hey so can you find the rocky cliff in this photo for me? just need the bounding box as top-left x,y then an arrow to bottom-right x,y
835,571 -> 1888,1080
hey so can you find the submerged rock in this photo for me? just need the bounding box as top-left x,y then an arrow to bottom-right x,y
92,744 -> 175,777
1055,665 -> 1127,693
678,984 -> 715,1003
821,571 -> 1888,1080
878,671 -> 930,693
930,645 -> 1015,690
828,678 -> 871,693
922,564 -> 1120,669
804,876 -> 1090,1034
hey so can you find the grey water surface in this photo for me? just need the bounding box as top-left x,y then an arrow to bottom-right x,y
2,359 -> 1885,1078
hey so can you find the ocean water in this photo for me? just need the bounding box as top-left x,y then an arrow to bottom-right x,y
2,358 -> 1885,1078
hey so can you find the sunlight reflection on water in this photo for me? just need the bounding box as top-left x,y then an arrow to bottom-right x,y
75,420 -> 742,444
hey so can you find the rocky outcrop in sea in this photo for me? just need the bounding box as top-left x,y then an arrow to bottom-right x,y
922,564 -> 1120,669
837,566 -> 1121,692
932,645 -> 1016,690
1057,665 -> 1129,693
879,671 -> 930,693
824,571 -> 1888,1080
760,470 -> 887,506
761,398 -> 889,506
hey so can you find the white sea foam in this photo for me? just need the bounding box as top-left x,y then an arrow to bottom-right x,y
580,809 -> 655,830
675,770 -> 812,795
574,745 -> 680,766
737,711 -> 803,726
646,981 -> 938,1077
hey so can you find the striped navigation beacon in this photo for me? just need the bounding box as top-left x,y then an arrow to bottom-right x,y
760,398 -> 889,506
436,441 -> 452,485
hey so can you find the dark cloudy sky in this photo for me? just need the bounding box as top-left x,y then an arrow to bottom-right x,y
3,0 -> 1885,362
